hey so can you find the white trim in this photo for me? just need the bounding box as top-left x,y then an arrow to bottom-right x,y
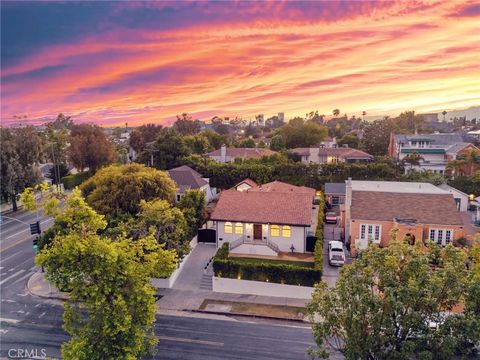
429,228 -> 454,246
359,223 -> 382,243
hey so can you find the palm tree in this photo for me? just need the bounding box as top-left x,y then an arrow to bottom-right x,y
362,111 -> 367,121
463,149 -> 480,175
403,151 -> 424,170
446,159 -> 465,178
333,109 -> 340,117
442,110 -> 447,122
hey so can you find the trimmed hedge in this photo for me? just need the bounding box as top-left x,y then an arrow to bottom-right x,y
213,243 -> 322,287
61,171 -> 92,190
314,191 -> 325,270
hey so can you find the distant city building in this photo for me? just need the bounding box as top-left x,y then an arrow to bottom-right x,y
277,112 -> 285,123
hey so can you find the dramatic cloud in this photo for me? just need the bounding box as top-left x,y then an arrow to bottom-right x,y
1,0 -> 479,126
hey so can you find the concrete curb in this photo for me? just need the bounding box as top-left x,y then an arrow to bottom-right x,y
190,309 -> 310,323
27,272 -> 69,301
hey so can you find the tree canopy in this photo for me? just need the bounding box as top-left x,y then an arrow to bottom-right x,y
35,190 -> 176,360
80,163 -> 177,216
308,238 -> 480,359
69,124 -> 115,172
276,120 -> 327,148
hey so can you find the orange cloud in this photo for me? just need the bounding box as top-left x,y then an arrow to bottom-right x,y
1,0 -> 479,126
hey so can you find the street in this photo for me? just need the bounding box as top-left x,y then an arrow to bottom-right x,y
0,210 -> 319,360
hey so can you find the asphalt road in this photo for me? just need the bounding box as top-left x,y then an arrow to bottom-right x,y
0,210 -> 320,360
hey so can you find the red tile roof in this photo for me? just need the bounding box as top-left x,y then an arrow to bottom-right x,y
250,181 -> 315,197
351,191 -> 463,225
234,178 -> 258,189
210,190 -> 313,226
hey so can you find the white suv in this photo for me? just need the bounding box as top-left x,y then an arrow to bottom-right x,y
328,241 -> 346,266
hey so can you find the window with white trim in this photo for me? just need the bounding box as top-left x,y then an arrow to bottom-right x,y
359,224 -> 381,243
282,225 -> 291,238
234,223 -> 243,234
270,225 -> 280,236
429,228 -> 454,246
224,222 -> 233,234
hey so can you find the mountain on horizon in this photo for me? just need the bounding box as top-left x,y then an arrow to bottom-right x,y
364,106 -> 479,122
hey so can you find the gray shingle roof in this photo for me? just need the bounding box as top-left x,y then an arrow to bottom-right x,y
168,165 -> 208,191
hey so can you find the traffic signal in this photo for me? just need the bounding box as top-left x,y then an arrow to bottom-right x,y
30,221 -> 41,235
32,237 -> 39,249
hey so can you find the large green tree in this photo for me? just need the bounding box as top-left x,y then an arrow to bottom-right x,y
80,163 -> 176,216
276,121 -> 327,148
307,239 -> 480,359
123,199 -> 190,258
178,189 -> 206,239
143,128 -> 190,170
0,126 -> 43,210
129,124 -> 163,153
69,124 -> 115,172
362,118 -> 393,156
36,190 -> 176,360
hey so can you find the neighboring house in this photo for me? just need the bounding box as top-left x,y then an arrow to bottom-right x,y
388,132 -> 480,175
210,181 -> 317,256
320,136 -> 337,148
437,183 -> 469,212
233,178 -> 258,192
344,180 -> 465,256
206,145 -> 276,163
290,146 -> 373,165
167,165 -> 215,203
324,183 -> 346,206
467,129 -> 480,141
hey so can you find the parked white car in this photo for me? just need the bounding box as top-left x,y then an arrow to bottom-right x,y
328,240 -> 346,266
325,212 -> 338,224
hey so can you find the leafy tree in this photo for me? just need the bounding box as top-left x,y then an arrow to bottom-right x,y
257,140 -> 266,148
184,134 -> 212,154
446,160 -> 465,177
395,110 -> 425,133
236,137 -> 256,148
332,109 -> 340,117
36,190 -> 176,360
202,130 -> 231,149
178,189 -> 206,239
307,240 -> 480,359
270,134 -> 286,151
337,134 -> 359,149
49,113 -> 74,130
129,124 -> 163,153
276,121 -> 327,148
362,118 -> 393,156
69,124 -> 115,172
80,164 -> 176,216
462,149 -> 480,175
142,128 -> 190,170
173,114 -> 201,135
48,163 -> 70,184
124,199 -> 190,258
0,126 -> 43,210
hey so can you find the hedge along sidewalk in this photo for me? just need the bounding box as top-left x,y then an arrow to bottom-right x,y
313,191 -> 325,271
213,243 -> 322,287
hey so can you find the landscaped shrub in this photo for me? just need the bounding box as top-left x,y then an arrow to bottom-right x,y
61,171 -> 92,190
314,191 -> 325,270
213,243 -> 322,287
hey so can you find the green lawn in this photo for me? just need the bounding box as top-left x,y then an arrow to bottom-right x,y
227,256 -> 315,268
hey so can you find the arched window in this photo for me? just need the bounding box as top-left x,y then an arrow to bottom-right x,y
235,223 -> 243,234
224,222 -> 233,234
282,225 -> 291,237
270,225 -> 280,236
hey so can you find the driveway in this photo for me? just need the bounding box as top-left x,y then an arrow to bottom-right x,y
322,223 -> 350,287
172,243 -> 216,291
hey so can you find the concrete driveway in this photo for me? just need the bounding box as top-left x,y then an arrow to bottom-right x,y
172,243 -> 216,291
322,223 -> 350,287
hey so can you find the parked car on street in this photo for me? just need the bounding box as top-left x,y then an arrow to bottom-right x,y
325,212 -> 338,224
328,240 -> 346,266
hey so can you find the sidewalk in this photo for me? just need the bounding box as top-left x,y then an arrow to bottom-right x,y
27,272 -> 310,320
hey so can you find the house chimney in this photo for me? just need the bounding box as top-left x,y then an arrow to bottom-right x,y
220,144 -> 227,163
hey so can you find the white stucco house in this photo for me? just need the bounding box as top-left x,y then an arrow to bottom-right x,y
437,183 -> 469,212
167,165 -> 216,203
210,181 -> 317,256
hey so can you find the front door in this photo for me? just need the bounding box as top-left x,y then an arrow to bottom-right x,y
253,224 -> 262,240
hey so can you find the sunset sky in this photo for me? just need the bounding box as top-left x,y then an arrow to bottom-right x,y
1,1 -> 479,127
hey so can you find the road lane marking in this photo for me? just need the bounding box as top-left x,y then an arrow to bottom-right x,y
4,218 -> 53,240
0,269 -> 25,285
157,336 -> 224,347
11,272 -> 33,286
0,329 -> 8,334
0,318 -> 20,324
0,251 -> 21,263
39,312 -> 46,318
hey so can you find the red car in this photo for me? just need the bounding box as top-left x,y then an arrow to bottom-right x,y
325,212 -> 338,224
